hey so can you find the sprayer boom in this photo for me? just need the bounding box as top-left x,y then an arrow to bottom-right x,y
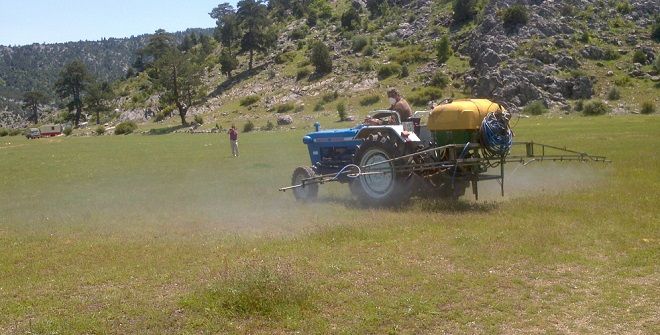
279,140 -> 609,201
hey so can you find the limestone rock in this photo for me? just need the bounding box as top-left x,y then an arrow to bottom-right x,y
277,114 -> 293,125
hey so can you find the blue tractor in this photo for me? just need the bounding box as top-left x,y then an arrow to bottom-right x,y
282,100 -> 609,206
289,109 -> 424,205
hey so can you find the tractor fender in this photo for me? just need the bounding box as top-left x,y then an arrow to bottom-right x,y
354,126 -> 420,144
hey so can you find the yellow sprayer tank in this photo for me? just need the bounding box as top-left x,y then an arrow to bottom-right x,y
428,99 -> 503,146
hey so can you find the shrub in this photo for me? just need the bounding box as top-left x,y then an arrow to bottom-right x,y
436,35 -> 451,64
306,9 -> 318,26
8,128 -> 22,136
502,5 -> 529,29
363,44 -> 375,56
400,65 -> 409,78
582,100 -> 611,116
309,41 -> 332,74
653,20 -> 660,42
430,72 -> 450,88
298,58 -> 311,67
296,67 -> 311,81
264,120 -> 275,131
352,36 -> 369,53
570,69 -> 588,78
607,87 -> 621,101
322,91 -> 339,103
390,46 -> 429,65
161,105 -> 174,117
655,55 -> 660,71
0,128 -> 8,137
337,102 -> 347,121
614,76 -> 632,87
275,102 -> 295,114
194,114 -> 204,125
453,0 -> 477,24
114,121 -> 137,135
243,120 -> 255,133
378,63 -> 402,80
314,102 -> 325,111
640,101 -> 656,114
560,5 -> 575,17
616,1 -> 632,14
408,87 -> 443,107
95,126 -> 106,135
275,51 -> 295,64
632,50 -> 647,64
522,101 -> 548,115
341,7 -> 360,30
579,30 -> 590,43
63,127 -> 73,136
360,95 -> 380,106
603,48 -> 620,61
290,25 -> 309,40
154,112 -> 166,122
240,95 -> 260,107
358,59 -> 374,72
575,100 -> 584,112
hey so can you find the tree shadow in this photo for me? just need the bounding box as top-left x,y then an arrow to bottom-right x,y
211,63 -> 268,97
147,124 -> 187,135
503,25 -> 522,36
308,71 -> 329,82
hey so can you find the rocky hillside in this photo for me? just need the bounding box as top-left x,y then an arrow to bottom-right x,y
2,0 -> 658,130
462,0 -> 658,111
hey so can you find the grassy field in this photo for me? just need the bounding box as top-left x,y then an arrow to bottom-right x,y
0,115 -> 658,334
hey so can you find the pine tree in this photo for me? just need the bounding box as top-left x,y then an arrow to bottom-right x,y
22,91 -> 48,124
310,41 -> 333,74
85,82 -> 113,125
237,0 -> 275,70
55,60 -> 92,127
143,29 -> 175,61
219,49 -> 239,79
149,50 -> 204,125
179,35 -> 193,52
453,0 -> 477,24
211,3 -> 241,57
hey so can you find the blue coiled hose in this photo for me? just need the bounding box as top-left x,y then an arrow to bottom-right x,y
480,112 -> 513,156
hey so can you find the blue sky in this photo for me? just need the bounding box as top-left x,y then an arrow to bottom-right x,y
0,0 -> 238,46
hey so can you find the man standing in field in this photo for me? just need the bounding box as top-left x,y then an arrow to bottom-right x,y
228,125 -> 239,157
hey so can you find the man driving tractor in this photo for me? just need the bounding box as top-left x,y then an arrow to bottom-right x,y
364,88 -> 413,125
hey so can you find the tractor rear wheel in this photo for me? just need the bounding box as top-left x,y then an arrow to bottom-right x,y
351,133 -> 412,206
291,166 -> 319,202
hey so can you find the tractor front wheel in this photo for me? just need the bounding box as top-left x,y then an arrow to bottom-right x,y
291,166 -> 319,202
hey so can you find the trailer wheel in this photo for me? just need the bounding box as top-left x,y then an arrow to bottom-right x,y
351,133 -> 412,206
291,166 -> 319,202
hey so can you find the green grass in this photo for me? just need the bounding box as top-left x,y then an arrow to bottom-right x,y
0,115 -> 658,334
